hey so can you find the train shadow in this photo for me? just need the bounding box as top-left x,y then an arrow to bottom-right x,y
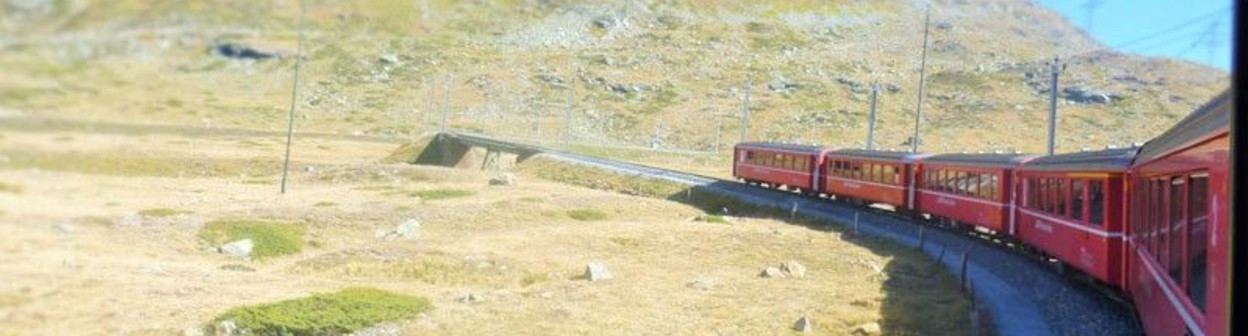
663,181 -> 982,335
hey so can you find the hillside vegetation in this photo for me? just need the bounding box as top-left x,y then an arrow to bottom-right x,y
0,0 -> 1228,154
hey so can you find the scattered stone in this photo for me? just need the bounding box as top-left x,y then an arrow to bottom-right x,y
1062,86 -> 1120,104
458,293 -> 485,304
850,322 -> 881,336
303,166 -> 315,173
219,264 -> 256,272
584,260 -> 613,281
183,327 -> 205,336
935,22 -> 954,30
139,264 -> 167,276
768,78 -> 799,94
685,279 -> 716,291
396,219 -> 421,239
780,260 -> 807,278
378,54 -> 400,66
219,239 -> 254,259
212,319 -> 239,336
210,42 -> 279,60
53,223 -> 76,234
489,173 -> 517,186
884,83 -> 901,93
593,16 -> 618,29
793,316 -> 814,332
759,266 -> 785,278
346,323 -> 401,336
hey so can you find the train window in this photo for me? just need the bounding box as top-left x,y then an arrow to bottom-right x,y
1040,178 -> 1051,213
1036,178 -> 1046,211
964,173 -> 977,197
874,164 -> 884,183
1169,177 -> 1186,284
1027,178 -> 1037,208
1154,179 -> 1167,266
891,166 -> 900,185
1071,180 -> 1085,221
1057,179 -> 1068,217
1187,174 -> 1208,312
937,170 -> 946,192
834,161 -> 844,177
988,175 -> 999,201
746,152 -> 755,164
1089,180 -> 1104,226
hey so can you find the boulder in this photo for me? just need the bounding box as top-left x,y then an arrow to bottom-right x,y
396,219 -> 421,239
686,279 -> 716,291
584,260 -> 613,281
793,316 -> 814,332
489,173 -> 517,186
780,260 -> 807,278
210,42 -> 279,60
850,322 -> 881,336
219,239 -> 253,259
759,266 -> 785,278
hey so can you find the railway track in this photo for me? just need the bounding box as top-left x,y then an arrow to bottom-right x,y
443,131 -> 1142,336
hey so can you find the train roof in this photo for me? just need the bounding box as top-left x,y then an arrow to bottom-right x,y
1021,147 -> 1139,172
826,149 -> 925,162
922,153 -> 1037,169
734,142 -> 825,154
1133,89 -> 1231,166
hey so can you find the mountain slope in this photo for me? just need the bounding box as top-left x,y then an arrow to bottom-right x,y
0,0 -> 1229,154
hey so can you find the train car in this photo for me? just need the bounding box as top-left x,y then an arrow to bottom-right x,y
821,149 -> 928,209
1125,90 -> 1230,336
916,153 -> 1035,233
1015,147 -> 1136,288
733,142 -> 828,193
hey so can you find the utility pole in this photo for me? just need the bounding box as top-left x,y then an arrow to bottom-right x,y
1046,56 -> 1064,156
440,74 -> 451,133
1083,0 -> 1105,37
279,0 -> 307,195
910,8 -> 931,153
867,82 -> 879,151
565,73 -> 575,143
740,76 -> 751,142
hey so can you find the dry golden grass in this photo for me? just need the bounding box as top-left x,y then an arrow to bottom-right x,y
0,123 -> 969,335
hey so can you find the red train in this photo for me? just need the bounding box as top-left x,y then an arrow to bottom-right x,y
732,89 -> 1231,336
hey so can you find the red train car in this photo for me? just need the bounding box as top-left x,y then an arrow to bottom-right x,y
1126,90 -> 1230,336
916,154 -> 1035,233
1014,148 -> 1136,287
821,149 -> 926,209
732,142 -> 829,194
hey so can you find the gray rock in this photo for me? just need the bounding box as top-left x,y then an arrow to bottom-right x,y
768,78 -> 799,93
183,327 -> 205,336
346,323 -> 401,336
793,316 -> 814,332
686,279 -> 716,291
53,223 -> 76,234
210,42 -> 279,60
219,239 -> 253,259
378,54 -> 400,65
850,322 -> 880,335
396,219 -> 421,239
489,173 -> 517,186
1062,86 -> 1120,104
458,293 -> 485,304
212,320 -> 239,336
780,260 -> 807,278
585,260 -> 613,281
759,266 -> 785,278
593,16 -> 618,29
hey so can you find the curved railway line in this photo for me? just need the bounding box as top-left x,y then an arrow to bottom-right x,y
437,131 -> 1142,336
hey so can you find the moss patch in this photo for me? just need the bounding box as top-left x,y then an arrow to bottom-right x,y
138,208 -> 193,218
409,189 -> 474,201
211,287 -> 432,335
567,209 -> 609,221
199,220 -> 305,259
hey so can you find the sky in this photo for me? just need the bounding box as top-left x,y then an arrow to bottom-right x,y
1034,0 -> 1234,70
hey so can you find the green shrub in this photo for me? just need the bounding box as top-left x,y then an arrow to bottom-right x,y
409,189 -> 474,200
200,220 -> 305,259
138,208 -> 192,218
0,182 -> 22,194
212,287 -> 432,335
567,209 -> 608,221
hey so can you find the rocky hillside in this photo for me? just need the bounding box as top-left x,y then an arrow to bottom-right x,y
0,0 -> 1229,154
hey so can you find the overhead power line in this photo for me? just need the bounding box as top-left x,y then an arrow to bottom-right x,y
1111,6 -> 1231,50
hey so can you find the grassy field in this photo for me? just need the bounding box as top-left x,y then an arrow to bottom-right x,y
0,122 -> 970,335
